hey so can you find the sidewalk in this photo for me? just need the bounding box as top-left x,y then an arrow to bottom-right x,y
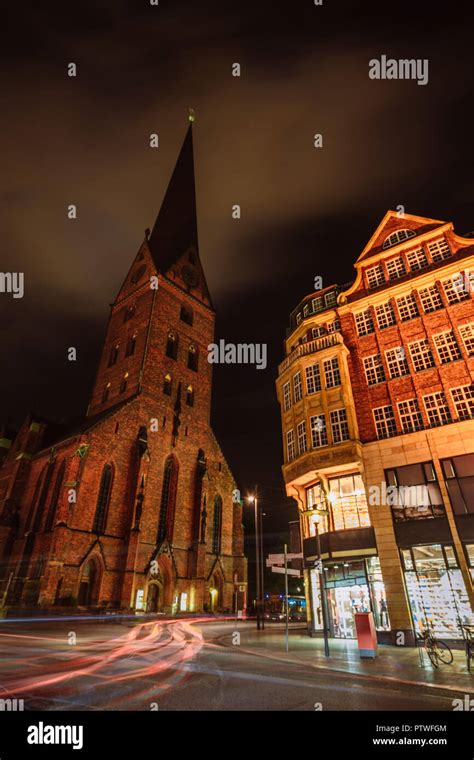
219,622 -> 474,694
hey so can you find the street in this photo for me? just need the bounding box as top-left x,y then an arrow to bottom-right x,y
0,617 -> 468,711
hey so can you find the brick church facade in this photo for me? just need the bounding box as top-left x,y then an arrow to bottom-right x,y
0,125 -> 247,614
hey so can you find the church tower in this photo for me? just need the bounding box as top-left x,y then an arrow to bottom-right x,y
0,123 -> 247,615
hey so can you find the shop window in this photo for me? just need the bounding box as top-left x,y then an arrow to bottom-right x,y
442,454 -> 474,515
384,462 -> 445,522
326,474 -> 370,531
401,544 -> 471,638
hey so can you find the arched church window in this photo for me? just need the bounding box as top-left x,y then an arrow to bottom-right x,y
186,385 -> 194,406
166,331 -> 178,360
93,464 -> 113,534
188,344 -> 198,371
157,455 -> 179,543
212,495 -> 222,555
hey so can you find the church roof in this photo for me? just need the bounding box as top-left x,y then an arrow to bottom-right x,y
148,124 -> 199,275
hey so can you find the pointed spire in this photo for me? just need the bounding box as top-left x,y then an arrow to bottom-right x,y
148,124 -> 199,274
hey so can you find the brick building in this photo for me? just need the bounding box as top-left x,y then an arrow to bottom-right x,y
276,211 -> 474,643
0,125 -> 247,614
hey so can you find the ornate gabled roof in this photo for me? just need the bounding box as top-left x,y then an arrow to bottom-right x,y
356,210 -> 449,264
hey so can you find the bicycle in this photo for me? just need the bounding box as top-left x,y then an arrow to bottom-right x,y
460,624 -> 474,673
418,628 -> 453,668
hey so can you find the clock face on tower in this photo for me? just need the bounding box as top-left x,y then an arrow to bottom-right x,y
131,264 -> 146,283
181,263 -> 199,288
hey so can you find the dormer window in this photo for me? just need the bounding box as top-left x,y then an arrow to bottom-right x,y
366,264 -> 385,289
166,331 -> 178,360
325,291 -> 337,307
382,229 -> 416,249
108,344 -> 119,366
188,344 -> 198,371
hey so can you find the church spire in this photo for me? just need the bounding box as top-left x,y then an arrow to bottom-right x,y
147,123 -> 199,275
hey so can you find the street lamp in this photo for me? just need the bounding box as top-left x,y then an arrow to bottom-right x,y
301,505 -> 330,657
246,492 -> 265,630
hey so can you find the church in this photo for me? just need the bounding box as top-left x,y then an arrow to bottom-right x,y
0,124 -> 247,614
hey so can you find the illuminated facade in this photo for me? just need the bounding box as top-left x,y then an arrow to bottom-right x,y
277,212 -> 474,642
0,126 -> 247,614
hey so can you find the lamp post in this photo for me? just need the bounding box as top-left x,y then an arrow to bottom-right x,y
246,493 -> 264,630
302,506 -> 330,657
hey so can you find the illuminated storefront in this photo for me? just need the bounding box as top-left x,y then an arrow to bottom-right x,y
401,544 -> 472,639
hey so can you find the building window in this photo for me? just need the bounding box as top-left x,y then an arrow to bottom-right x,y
120,372 -> 129,393
303,304 -> 309,317
293,371 -> 303,402
327,474 -> 370,531
355,309 -> 374,336
406,247 -> 429,271
408,339 -> 435,372
125,332 -> 137,357
443,275 -> 471,304
396,293 -> 419,321
397,398 -> 424,433
188,344 -> 198,371
297,421 -> 307,455
310,415 -> 328,448
186,384 -> 194,406
385,346 -> 409,378
286,429 -> 296,461
44,460 -> 66,532
102,383 -> 111,403
327,318 -> 341,333
180,305 -> 193,326
442,454 -> 474,515
382,229 -> 416,249
428,238 -> 451,262
212,495 -> 222,555
305,364 -> 321,394
166,331 -> 178,360
401,544 -> 471,639
123,305 -> 135,322
312,297 -> 323,312
373,405 -> 397,439
283,381 -> 291,411
423,391 -> 452,426
93,464 -> 113,534
325,290 -> 337,307
459,323 -> 474,356
312,325 -> 326,339
418,284 -> 443,313
108,344 -> 119,366
385,462 -> 445,522
157,455 -> 179,543
363,354 -> 386,386
433,330 -> 462,364
324,357 -> 341,388
163,374 -> 172,395
296,313 -> 302,325
451,385 -> 474,420
366,264 -> 385,289
375,302 -> 396,329
330,408 -> 349,443
386,256 -> 407,281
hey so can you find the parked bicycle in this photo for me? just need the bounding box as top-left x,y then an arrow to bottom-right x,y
460,624 -> 474,673
418,628 -> 453,668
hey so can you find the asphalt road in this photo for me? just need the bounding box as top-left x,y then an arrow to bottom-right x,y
0,617 -> 466,711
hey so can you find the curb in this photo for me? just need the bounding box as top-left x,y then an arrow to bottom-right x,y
214,634 -> 474,696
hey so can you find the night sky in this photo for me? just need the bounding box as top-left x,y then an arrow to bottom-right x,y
2,1 -> 473,592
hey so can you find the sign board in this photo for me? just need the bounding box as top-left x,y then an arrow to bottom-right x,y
271,566 -> 301,577
266,552 -> 303,566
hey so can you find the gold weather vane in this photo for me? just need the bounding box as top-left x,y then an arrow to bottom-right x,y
188,108 -> 196,123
